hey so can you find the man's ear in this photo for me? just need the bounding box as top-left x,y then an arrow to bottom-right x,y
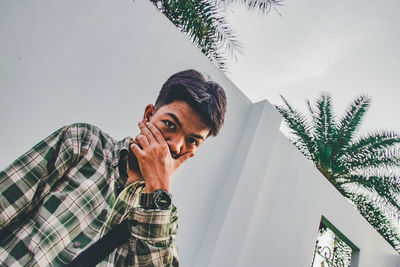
143,104 -> 155,122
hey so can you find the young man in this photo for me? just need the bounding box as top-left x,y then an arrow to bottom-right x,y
0,70 -> 227,266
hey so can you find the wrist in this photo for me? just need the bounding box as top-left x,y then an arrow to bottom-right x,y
145,186 -> 169,193
145,181 -> 170,193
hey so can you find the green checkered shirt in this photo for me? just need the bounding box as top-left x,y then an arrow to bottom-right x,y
0,123 -> 179,266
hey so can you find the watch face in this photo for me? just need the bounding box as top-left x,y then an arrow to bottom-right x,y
154,191 -> 172,210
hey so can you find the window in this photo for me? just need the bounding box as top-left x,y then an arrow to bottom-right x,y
311,216 -> 359,267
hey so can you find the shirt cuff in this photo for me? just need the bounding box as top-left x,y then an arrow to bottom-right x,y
128,208 -> 173,242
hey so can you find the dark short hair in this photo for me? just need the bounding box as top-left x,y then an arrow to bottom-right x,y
155,69 -> 227,137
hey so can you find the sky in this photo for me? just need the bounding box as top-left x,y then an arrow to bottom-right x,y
224,0 -> 400,136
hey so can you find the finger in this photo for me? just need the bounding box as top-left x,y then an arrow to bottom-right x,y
135,134 -> 149,149
175,152 -> 195,167
130,143 -> 144,158
144,122 -> 166,144
138,121 -> 157,144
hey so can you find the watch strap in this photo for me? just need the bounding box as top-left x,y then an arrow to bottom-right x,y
140,192 -> 157,209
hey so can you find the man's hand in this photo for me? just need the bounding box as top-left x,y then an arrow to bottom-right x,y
130,121 -> 194,193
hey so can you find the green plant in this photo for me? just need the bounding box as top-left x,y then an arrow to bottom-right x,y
275,94 -> 400,252
149,0 -> 282,70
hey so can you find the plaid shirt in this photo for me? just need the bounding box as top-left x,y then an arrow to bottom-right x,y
0,123 -> 179,266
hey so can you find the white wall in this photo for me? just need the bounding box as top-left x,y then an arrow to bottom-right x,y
0,0 -> 251,265
1,0 -> 399,266
207,101 -> 400,267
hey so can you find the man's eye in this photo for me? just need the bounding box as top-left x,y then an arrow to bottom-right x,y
188,138 -> 199,147
164,120 -> 175,129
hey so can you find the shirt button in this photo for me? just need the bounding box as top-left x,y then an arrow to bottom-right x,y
72,241 -> 81,248
101,209 -> 108,216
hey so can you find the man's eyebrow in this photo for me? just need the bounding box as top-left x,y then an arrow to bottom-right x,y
191,134 -> 205,141
167,113 -> 205,141
167,113 -> 182,128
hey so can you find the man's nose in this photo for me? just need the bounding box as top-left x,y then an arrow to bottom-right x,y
166,136 -> 183,157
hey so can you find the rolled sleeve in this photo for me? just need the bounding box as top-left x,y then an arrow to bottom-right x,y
123,206 -> 179,266
129,207 -> 176,242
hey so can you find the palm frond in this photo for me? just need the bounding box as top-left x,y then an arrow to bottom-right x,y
335,95 -> 371,153
278,93 -> 400,252
306,99 -> 316,124
152,0 -> 242,70
343,147 -> 400,172
351,194 -> 400,251
291,138 -> 313,160
313,94 -> 337,168
350,131 -> 400,151
332,237 -> 352,266
275,106 -> 314,159
344,174 -> 400,211
315,94 -> 336,141
275,95 -> 317,160
217,0 -> 284,13
339,131 -> 400,167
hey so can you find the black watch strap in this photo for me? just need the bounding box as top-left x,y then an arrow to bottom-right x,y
140,192 -> 157,209
140,189 -> 172,210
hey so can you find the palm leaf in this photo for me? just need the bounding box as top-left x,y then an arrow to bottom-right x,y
275,96 -> 317,160
217,0 -> 284,13
343,147 -> 400,172
277,93 -> 400,252
275,106 -> 313,159
313,94 -> 337,169
335,95 -> 371,154
344,174 -> 400,211
305,99 -> 317,125
352,194 -> 400,251
350,131 -> 400,153
332,237 -> 352,266
314,94 -> 336,142
151,0 -> 242,70
338,131 -> 400,168
291,138 -> 313,159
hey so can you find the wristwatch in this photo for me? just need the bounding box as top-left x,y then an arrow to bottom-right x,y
140,189 -> 172,210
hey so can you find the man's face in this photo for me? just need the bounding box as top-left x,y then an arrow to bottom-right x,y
143,100 -> 210,159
